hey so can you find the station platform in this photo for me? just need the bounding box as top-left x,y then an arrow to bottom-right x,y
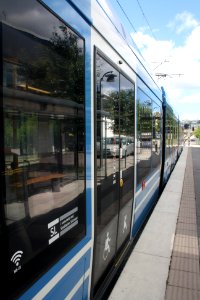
108,146 -> 200,300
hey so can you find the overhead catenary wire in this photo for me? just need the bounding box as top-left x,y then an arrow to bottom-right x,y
136,0 -> 182,77
116,0 -> 137,33
115,0 -> 174,78
136,0 -> 157,40
115,0 -> 157,53
153,59 -> 170,71
115,0 -> 147,59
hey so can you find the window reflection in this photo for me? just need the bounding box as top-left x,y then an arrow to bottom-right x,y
152,102 -> 161,170
4,111 -> 84,220
137,89 -> 162,185
166,108 -> 173,159
119,75 -> 135,207
1,0 -> 85,275
96,55 -> 119,182
137,89 -> 152,185
94,54 -> 135,286
96,55 -> 119,220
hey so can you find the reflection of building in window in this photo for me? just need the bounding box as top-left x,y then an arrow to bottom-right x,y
2,0 -> 86,281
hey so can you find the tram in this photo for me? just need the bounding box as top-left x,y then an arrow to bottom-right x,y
0,0 -> 183,299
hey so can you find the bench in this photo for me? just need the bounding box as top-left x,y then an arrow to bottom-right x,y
12,173 -> 65,192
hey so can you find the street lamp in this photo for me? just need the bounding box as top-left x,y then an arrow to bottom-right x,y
101,71 -> 116,83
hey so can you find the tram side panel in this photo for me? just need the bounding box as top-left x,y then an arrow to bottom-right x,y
132,81 -> 163,236
0,0 -> 93,299
91,0 -> 167,249
91,23 -> 137,295
161,103 -> 180,187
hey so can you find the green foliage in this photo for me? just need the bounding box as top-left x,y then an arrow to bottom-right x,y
194,127 -> 200,139
4,115 -> 38,155
20,24 -> 84,102
100,89 -> 134,135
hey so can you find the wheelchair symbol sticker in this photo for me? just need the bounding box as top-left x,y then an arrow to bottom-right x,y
103,232 -> 111,261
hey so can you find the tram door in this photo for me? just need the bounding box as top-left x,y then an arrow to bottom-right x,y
93,53 -> 135,291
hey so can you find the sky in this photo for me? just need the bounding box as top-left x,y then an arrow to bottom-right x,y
107,0 -> 200,121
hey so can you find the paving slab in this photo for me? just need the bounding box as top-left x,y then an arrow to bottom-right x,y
165,147 -> 200,299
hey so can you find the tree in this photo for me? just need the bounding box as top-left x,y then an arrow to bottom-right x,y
20,24 -> 84,103
194,128 -> 200,139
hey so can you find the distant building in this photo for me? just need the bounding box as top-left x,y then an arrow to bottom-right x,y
181,120 -> 200,131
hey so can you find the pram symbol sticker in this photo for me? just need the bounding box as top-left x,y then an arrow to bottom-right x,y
103,232 -> 111,261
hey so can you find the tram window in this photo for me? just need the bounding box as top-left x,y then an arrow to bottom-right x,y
173,119 -> 178,149
166,109 -> 172,158
137,88 -> 152,185
96,53 -> 120,225
152,101 -> 161,170
1,0 -> 85,286
119,74 -> 135,205
94,54 -> 135,287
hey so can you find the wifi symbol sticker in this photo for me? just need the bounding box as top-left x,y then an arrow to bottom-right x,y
11,250 -> 23,272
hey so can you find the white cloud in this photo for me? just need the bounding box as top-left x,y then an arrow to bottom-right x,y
131,22 -> 200,120
132,31 -> 174,67
168,11 -> 199,34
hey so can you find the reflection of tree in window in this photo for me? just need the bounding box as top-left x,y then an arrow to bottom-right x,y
119,90 -> 134,136
152,103 -> 161,169
137,89 -> 152,185
1,0 -> 86,288
15,25 -> 84,102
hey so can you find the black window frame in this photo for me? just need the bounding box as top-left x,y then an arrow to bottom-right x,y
92,48 -> 135,294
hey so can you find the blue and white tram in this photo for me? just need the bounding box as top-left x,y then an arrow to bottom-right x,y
161,88 -> 183,186
0,1 -> 182,299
